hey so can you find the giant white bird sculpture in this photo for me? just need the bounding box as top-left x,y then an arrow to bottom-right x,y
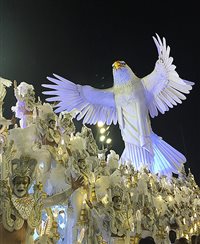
42,34 -> 194,176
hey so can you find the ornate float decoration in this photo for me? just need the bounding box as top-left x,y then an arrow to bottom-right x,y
0,35 -> 199,244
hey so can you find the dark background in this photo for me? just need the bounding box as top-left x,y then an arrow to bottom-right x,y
0,1 -> 199,184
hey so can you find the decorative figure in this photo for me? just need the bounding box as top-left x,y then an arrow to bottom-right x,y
87,184 -> 133,244
94,157 -> 110,177
0,155 -> 42,244
108,185 -> 133,243
107,150 -> 120,174
42,34 -> 194,176
0,154 -> 84,244
12,81 -> 38,128
59,111 -> 76,145
64,149 -> 95,244
75,125 -> 100,170
36,103 -> 60,147
76,125 -> 98,157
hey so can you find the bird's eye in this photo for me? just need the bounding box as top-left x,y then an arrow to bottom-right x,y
120,61 -> 126,65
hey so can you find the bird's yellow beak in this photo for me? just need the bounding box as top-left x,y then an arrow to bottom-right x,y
113,61 -> 122,70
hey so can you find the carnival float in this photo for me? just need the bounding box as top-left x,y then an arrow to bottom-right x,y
0,34 -> 199,244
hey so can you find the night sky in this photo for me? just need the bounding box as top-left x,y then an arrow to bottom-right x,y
0,1 -> 199,184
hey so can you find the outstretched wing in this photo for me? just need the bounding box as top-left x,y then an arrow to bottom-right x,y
42,74 -> 117,125
141,34 -> 194,118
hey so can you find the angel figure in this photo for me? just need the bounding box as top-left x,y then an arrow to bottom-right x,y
43,34 -> 194,177
0,154 -> 84,244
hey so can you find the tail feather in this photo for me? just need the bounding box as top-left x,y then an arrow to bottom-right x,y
120,133 -> 186,176
157,139 -> 185,168
151,133 -> 186,176
120,142 -> 152,170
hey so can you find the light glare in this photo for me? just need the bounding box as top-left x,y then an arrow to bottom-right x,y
106,138 -> 112,144
100,127 -> 106,134
99,135 -> 105,142
97,121 -> 104,127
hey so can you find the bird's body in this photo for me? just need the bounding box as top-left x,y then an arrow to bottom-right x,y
42,34 -> 194,176
114,73 -> 150,147
113,72 -> 153,169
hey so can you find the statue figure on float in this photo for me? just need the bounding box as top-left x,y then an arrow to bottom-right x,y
42,34 -> 194,177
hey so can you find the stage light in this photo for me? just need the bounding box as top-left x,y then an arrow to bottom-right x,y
99,135 -> 105,142
100,127 -> 106,134
106,138 -> 112,144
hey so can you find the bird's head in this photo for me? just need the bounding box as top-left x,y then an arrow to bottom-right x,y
112,60 -> 138,86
